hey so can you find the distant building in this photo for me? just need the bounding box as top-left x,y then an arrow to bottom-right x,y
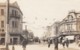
22,25 -> 34,43
54,11 -> 80,42
0,2 -> 23,45
58,11 -> 80,35
44,26 -> 51,38
53,22 -> 60,36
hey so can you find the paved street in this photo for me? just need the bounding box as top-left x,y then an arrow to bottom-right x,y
0,43 -> 80,50
8,43 -> 80,50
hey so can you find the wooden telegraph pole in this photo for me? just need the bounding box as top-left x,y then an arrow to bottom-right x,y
6,0 -> 10,50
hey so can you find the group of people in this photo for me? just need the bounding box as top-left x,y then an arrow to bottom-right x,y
61,37 -> 69,48
48,37 -> 58,50
21,36 -> 69,50
47,37 -> 69,50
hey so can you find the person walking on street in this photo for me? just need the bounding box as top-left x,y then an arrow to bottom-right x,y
62,37 -> 69,48
48,38 -> 52,48
54,37 -> 58,50
22,39 -> 28,50
38,39 -> 41,43
62,39 -> 65,48
65,38 -> 69,48
62,37 -> 66,48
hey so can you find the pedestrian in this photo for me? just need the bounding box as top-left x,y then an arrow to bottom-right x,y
54,37 -> 58,50
39,39 -> 41,43
12,45 -> 15,50
65,38 -> 69,48
22,39 -> 28,50
48,39 -> 52,48
48,39 -> 50,48
62,39 -> 65,48
60,36 -> 63,43
62,37 -> 66,48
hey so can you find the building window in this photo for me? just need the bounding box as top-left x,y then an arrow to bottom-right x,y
12,10 -> 15,16
12,10 -> 18,16
15,11 -> 16,16
12,21 -> 18,28
15,21 -> 18,27
2,29 -> 4,32
15,11 -> 18,16
1,9 -> 4,15
1,21 -> 4,28
12,21 -> 15,28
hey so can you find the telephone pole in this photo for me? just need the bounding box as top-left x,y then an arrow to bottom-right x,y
5,0 -> 10,50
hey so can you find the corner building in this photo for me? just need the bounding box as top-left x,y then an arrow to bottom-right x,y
0,2 -> 23,45
55,11 -> 80,42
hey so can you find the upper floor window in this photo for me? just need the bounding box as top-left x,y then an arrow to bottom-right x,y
12,21 -> 15,28
12,10 -> 15,16
1,21 -> 4,28
2,29 -> 4,32
12,10 -> 18,16
12,21 -> 18,28
1,9 -> 4,15
15,11 -> 18,16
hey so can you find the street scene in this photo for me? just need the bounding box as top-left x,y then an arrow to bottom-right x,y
0,0 -> 80,50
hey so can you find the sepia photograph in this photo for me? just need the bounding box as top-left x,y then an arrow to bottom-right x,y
0,0 -> 80,50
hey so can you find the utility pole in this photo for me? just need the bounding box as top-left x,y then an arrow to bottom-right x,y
5,0 -> 10,50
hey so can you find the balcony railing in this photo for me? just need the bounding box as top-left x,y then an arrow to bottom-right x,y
9,14 -> 21,19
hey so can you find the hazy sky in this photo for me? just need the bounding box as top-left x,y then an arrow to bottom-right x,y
1,0 -> 80,37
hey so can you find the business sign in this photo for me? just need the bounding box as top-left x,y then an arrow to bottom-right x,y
65,36 -> 74,40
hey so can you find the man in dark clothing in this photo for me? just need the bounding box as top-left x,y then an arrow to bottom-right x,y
62,39 -> 65,48
48,39 -> 52,48
22,39 -> 28,50
65,38 -> 69,48
54,37 -> 58,50
62,38 -> 69,48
